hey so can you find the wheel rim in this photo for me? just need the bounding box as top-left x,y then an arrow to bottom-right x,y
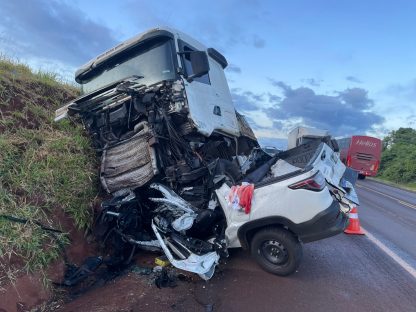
260,240 -> 288,265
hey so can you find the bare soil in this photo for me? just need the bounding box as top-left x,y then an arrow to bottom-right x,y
1,274 -> 51,312
0,210 -> 98,312
0,78 -> 76,132
53,252 -> 221,312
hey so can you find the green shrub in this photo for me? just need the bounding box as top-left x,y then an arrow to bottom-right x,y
378,128 -> 416,184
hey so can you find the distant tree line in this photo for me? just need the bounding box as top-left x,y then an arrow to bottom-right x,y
378,127 -> 416,184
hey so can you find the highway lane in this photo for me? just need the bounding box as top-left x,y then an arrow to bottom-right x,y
189,235 -> 416,312
356,179 -> 416,264
357,179 -> 416,207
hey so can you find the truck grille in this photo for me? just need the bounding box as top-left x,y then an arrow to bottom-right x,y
356,153 -> 373,161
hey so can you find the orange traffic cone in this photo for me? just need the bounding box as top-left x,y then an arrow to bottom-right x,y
344,207 -> 365,235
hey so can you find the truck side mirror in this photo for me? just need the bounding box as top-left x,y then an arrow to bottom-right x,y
330,139 -> 340,152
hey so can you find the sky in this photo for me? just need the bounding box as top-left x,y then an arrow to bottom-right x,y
1,0 -> 415,149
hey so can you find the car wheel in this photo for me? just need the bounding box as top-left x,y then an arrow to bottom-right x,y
358,174 -> 366,180
250,227 -> 302,276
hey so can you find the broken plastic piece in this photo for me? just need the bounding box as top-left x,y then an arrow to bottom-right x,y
171,212 -> 196,231
155,255 -> 170,267
127,238 -> 161,251
151,221 -> 219,280
340,179 -> 359,205
149,183 -> 197,214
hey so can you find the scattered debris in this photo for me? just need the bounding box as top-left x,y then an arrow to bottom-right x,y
155,255 -> 170,267
131,265 -> 153,276
63,257 -> 103,287
154,268 -> 177,289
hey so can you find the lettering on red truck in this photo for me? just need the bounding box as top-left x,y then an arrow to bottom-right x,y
355,139 -> 377,148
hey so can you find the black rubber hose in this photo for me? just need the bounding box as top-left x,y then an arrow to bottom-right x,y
0,214 -> 62,233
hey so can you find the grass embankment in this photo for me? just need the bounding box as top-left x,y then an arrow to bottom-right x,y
0,57 -> 98,287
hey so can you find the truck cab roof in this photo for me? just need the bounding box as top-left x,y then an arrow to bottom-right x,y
75,26 -> 227,83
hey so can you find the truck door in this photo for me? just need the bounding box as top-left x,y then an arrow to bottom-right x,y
178,40 -> 239,137
206,59 -> 239,137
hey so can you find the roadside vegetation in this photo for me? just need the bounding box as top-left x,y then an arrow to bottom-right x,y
0,56 -> 99,287
376,127 -> 416,191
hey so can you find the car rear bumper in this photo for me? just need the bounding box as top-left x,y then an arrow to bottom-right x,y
295,199 -> 348,243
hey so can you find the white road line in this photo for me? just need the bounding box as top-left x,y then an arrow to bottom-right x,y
356,183 -> 399,201
356,184 -> 416,210
398,200 -> 416,210
363,227 -> 416,279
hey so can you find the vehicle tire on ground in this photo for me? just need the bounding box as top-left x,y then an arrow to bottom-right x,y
250,227 -> 302,276
358,174 -> 366,180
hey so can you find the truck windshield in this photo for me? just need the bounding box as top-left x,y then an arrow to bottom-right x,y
79,37 -> 176,94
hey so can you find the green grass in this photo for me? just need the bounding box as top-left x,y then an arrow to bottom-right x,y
0,53 -> 78,90
0,56 -> 98,286
0,54 -> 32,77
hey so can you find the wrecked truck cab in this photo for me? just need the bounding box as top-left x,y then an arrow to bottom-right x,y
54,27 -> 258,279
56,26 -> 257,197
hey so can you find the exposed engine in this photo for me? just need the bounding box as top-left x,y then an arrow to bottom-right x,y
68,77 -> 257,208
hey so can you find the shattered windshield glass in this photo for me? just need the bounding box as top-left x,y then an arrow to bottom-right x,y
80,37 -> 176,94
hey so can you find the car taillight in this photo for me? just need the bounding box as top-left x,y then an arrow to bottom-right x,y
346,155 -> 351,167
288,172 -> 326,192
374,160 -> 379,171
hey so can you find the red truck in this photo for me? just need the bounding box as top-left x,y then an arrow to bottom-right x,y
337,135 -> 382,179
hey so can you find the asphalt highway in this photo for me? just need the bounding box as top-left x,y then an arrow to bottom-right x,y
356,179 -> 416,263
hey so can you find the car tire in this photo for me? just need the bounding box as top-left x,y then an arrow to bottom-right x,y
250,227 -> 302,276
358,174 -> 366,180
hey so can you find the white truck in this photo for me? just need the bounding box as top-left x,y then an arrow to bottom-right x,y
287,126 -> 340,151
55,27 -> 357,279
